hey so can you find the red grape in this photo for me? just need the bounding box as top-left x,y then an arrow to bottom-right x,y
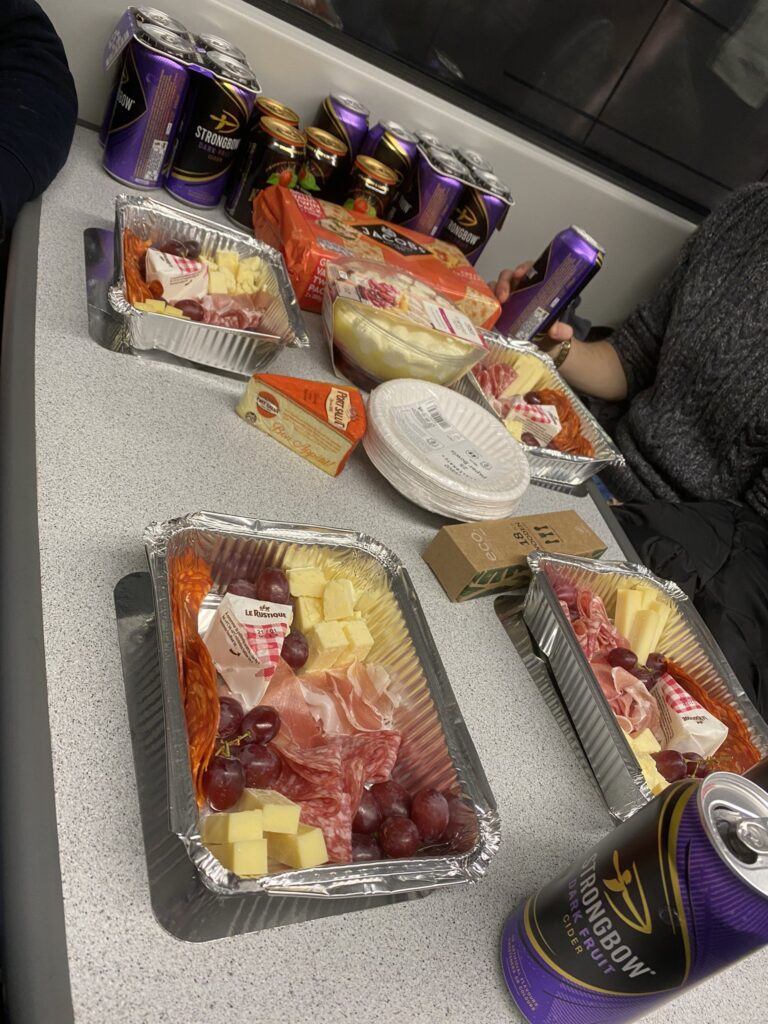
239,742 -> 281,787
631,667 -> 656,688
682,752 -> 711,779
521,432 -> 540,447
217,696 -> 243,740
203,755 -> 244,810
410,788 -> 449,842
183,239 -> 201,260
173,299 -> 204,321
652,749 -> 687,782
352,833 -> 383,862
227,578 -> 258,599
646,652 -> 667,674
607,647 -> 638,671
441,794 -> 479,850
379,817 -> 421,858
281,630 -> 308,670
370,780 -> 411,819
523,392 -> 542,405
352,789 -> 382,835
158,238 -> 187,257
254,567 -> 290,605
241,705 -> 281,745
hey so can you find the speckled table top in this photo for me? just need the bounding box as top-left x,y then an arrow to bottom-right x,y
29,127 -> 767,1023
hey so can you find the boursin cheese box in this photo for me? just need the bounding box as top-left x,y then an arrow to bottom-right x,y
237,373 -> 367,477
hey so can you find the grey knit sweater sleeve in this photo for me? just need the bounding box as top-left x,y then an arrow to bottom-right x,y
599,183 -> 768,515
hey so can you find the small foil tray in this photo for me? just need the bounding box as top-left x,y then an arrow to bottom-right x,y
452,337 -> 624,488
144,511 -> 500,898
108,194 -> 309,376
523,552 -> 768,821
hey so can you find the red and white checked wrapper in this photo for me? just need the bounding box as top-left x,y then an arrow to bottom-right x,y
243,621 -> 291,681
169,254 -> 205,275
655,672 -> 728,757
510,399 -> 558,425
660,674 -> 701,714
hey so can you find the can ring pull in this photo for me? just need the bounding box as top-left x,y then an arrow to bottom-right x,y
736,817 -> 768,855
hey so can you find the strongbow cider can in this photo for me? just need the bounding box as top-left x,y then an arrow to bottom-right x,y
455,146 -> 494,174
165,52 -> 259,208
392,147 -> 465,236
496,225 -> 604,339
314,93 -> 370,160
360,120 -> 418,184
439,169 -> 513,265
415,130 -> 443,149
195,33 -> 249,65
102,24 -> 194,188
501,774 -> 768,1024
225,117 -> 305,228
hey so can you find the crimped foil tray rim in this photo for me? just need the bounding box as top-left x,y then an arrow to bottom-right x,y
525,551 -> 768,818
143,511 -> 500,898
109,192 -> 310,357
457,335 -> 625,481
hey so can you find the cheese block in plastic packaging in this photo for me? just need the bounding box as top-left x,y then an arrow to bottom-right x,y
251,186 -> 501,327
322,260 -> 488,391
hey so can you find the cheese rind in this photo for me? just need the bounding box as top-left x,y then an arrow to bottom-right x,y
267,823 -> 328,869
236,789 -> 300,834
208,839 -> 268,877
202,809 -> 263,844
287,567 -> 327,599
323,578 -> 356,620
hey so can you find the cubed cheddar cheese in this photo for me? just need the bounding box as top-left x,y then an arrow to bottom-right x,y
202,809 -> 263,844
162,304 -> 184,318
341,618 -> 374,662
240,255 -> 265,272
295,595 -> 323,633
287,567 -> 327,599
237,789 -> 300,834
208,838 -> 268,877
306,620 -> 348,669
215,249 -> 240,276
238,272 -> 256,293
267,823 -> 328,869
323,578 -> 356,620
208,270 -> 229,294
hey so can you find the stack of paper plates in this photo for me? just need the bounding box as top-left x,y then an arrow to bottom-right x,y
363,379 -> 530,520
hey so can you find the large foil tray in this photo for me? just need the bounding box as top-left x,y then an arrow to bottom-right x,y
144,511 -> 500,898
523,552 -> 768,821
453,337 -> 624,488
108,194 -> 308,376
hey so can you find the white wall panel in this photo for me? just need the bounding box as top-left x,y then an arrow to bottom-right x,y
45,0 -> 696,324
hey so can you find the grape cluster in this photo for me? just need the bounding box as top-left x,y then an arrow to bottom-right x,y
607,646 -> 667,689
652,749 -> 711,783
157,237 -> 201,260
351,781 -> 477,861
202,699 -> 283,810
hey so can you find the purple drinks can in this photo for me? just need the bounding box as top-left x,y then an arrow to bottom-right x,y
455,146 -> 494,175
415,130 -> 443,149
360,120 -> 418,183
501,774 -> 768,1023
495,224 -> 604,339
439,169 -> 513,265
102,24 -> 195,189
164,52 -> 259,208
391,147 -> 466,236
98,7 -> 193,147
313,93 -> 370,160
195,33 -> 249,65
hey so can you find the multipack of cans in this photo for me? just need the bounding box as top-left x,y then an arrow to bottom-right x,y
98,9 -> 513,263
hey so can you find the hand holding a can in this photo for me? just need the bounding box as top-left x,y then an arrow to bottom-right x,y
493,262 -> 574,352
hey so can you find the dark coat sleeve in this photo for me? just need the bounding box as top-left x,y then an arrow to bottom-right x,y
0,0 -> 78,238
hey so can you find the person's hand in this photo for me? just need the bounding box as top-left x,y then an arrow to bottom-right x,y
493,261 -> 574,352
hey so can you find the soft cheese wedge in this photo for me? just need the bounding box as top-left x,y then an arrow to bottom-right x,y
208,838 -> 268,877
267,823 -> 328,869
237,789 -> 300,834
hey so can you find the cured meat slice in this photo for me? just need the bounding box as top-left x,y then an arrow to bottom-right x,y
571,589 -> 626,660
590,660 -> 661,740
261,661 -> 323,748
299,662 -> 400,737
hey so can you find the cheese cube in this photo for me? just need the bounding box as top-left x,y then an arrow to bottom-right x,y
240,255 -> 265,272
295,595 -> 323,633
202,809 -> 263,845
267,823 -> 328,869
208,270 -> 228,294
323,578 -> 356,620
215,249 -> 240,276
161,304 -> 184,318
208,838 -> 268,877
237,789 -> 300,834
142,298 -> 167,313
237,271 -> 255,294
306,621 -> 348,670
630,728 -> 660,756
222,269 -> 239,295
341,618 -> 374,662
287,567 -> 327,599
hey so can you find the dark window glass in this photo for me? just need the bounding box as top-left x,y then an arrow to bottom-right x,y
261,0 -> 768,215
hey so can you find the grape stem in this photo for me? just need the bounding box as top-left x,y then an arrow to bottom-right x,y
215,732 -> 251,758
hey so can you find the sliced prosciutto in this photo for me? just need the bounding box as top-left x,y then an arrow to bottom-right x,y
472,362 -> 519,418
590,660 -> 661,740
570,589 -> 627,660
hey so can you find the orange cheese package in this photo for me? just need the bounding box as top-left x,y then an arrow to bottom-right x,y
251,186 -> 501,328
236,373 -> 367,477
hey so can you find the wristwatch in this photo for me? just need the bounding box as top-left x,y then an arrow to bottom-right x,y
553,336 -> 573,370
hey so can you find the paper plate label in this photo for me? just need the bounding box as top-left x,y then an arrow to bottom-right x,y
391,400 -> 496,482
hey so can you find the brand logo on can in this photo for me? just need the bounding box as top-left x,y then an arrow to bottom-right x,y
209,109 -> 240,134
455,205 -> 478,229
256,392 -> 279,418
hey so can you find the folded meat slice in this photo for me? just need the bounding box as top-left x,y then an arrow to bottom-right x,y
590,660 -> 661,740
261,661 -> 323,748
572,589 -> 627,660
274,730 -> 401,862
300,662 -> 400,737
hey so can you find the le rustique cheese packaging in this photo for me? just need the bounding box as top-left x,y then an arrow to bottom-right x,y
237,373 -> 367,477
423,511 -> 607,601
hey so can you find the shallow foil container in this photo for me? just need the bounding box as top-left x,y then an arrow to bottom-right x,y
108,194 -> 308,376
452,336 -> 624,488
523,552 -> 768,821
144,511 -> 500,897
